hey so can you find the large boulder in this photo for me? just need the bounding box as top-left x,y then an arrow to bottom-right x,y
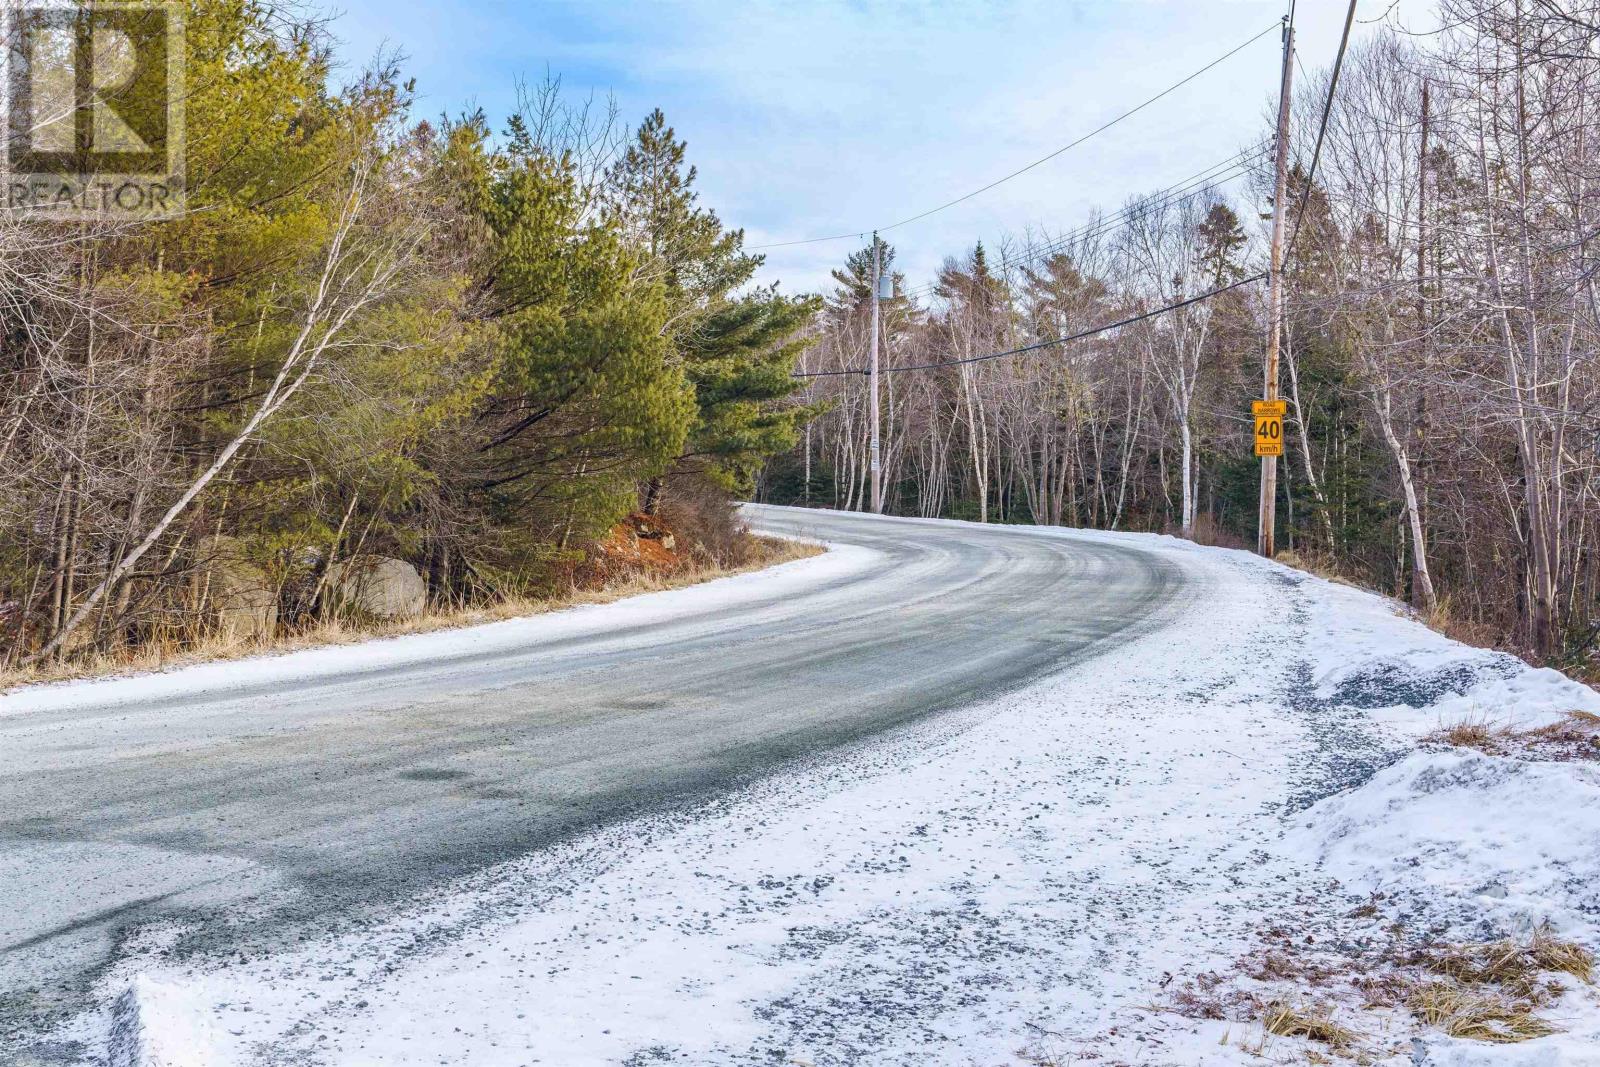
198,536 -> 278,640
329,556 -> 427,620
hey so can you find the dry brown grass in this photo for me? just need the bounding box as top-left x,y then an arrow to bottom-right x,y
1426,716 -> 1515,755
1527,927 -> 1596,984
1392,925 -> 1590,1044
1261,1002 -> 1358,1049
1244,948 -> 1341,986
1156,909 -> 1593,1057
1407,982 -> 1559,1043
1163,969 -> 1262,1022
1525,712 -> 1600,761
1425,711 -> 1600,762
1187,513 -> 1250,550
0,534 -> 821,692
1274,549 -> 1359,586
1422,596 -> 1502,649
1411,925 -> 1593,987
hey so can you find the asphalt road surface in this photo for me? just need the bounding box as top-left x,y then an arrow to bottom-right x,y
0,506 -> 1185,1060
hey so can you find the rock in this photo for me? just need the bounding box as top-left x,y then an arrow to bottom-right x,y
659,533 -> 676,552
199,536 -> 277,640
216,577 -> 278,641
330,556 -> 427,619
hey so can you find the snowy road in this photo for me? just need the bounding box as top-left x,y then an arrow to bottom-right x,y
13,510 -> 1597,1066
0,506 -> 1185,1058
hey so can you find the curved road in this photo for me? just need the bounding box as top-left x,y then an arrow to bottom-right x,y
0,506 -> 1185,1058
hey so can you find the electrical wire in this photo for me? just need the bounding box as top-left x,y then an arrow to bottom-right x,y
750,21 -> 1281,251
783,12 -> 1293,378
1283,0 -> 1359,264
891,144 -> 1266,301
792,272 -> 1265,379
895,145 -> 1267,303
901,170 -> 1259,301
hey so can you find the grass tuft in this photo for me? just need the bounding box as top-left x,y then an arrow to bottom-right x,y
1429,719 -> 1512,755
1426,711 -> 1600,763
1527,924 -> 1596,984
1407,982 -> 1559,1043
1407,924 -> 1592,992
1260,1001 -> 1357,1049
1154,915 -> 1594,1055
1525,711 -> 1600,761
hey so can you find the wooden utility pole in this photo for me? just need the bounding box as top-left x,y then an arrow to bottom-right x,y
1258,19 -> 1294,557
868,232 -> 883,514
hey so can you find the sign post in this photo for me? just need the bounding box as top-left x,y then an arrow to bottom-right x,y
1258,19 -> 1294,556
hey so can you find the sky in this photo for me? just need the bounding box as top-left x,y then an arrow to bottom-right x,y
326,1 -> 1396,297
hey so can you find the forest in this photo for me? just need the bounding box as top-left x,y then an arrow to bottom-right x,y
4,0 -> 1598,674
0,0 -> 813,670
765,1 -> 1600,667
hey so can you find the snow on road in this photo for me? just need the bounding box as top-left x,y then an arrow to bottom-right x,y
0,537 -> 876,718
47,524 -> 1600,1066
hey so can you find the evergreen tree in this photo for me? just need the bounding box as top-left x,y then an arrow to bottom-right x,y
681,287 -> 819,491
605,109 -> 755,334
1194,203 -> 1247,286
454,115 -> 694,586
827,236 -> 897,320
605,109 -> 816,503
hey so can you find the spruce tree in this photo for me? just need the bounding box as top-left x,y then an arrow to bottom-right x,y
1195,203 -> 1247,286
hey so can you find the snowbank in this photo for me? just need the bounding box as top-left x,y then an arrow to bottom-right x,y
1277,573 -> 1600,1066
1289,749 -> 1600,937
107,977 -> 228,1067
1282,565 -> 1600,732
0,536 -> 876,716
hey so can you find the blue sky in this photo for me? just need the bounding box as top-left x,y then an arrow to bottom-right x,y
327,1 -> 1392,295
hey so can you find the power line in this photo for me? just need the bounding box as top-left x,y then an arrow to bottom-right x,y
896,145 -> 1266,303
895,171 -> 1259,306
872,27 -> 1278,237
750,21 -> 1281,252
895,145 -> 1267,303
902,159 -> 1257,301
793,272 -> 1265,379
1284,0 -> 1358,263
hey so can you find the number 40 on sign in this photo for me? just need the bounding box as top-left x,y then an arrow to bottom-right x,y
1253,400 -> 1286,457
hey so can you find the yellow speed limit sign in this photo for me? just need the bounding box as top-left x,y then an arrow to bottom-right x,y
1253,400 -> 1286,457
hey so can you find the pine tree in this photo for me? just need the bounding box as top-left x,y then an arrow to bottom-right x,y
605,110 -> 816,504
605,109 -> 755,334
462,119 -> 694,577
827,236 -> 898,320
